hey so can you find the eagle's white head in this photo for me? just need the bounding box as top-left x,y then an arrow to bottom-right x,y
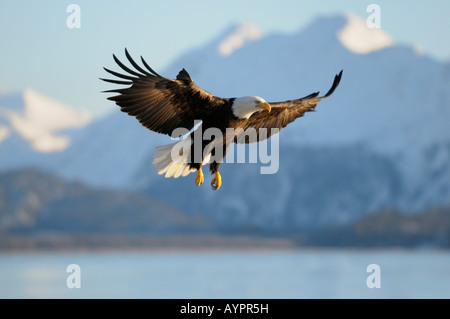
231,96 -> 271,119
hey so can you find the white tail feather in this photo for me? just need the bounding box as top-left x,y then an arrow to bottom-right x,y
152,138 -> 198,178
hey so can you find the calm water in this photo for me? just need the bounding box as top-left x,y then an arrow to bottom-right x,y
0,249 -> 449,299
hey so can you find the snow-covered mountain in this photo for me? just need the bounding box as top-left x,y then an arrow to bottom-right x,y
0,88 -> 91,169
1,13 -> 449,231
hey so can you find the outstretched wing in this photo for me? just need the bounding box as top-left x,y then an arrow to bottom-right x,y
101,49 -> 226,136
235,70 -> 343,144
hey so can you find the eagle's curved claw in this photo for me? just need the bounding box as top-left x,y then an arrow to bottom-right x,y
195,168 -> 204,186
211,172 -> 222,190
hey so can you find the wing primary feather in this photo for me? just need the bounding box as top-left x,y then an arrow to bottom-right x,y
140,56 -> 162,77
303,91 -> 320,99
103,67 -> 136,80
102,88 -> 127,94
124,48 -> 154,77
113,54 -> 144,77
323,70 -> 343,97
106,95 -> 121,101
99,78 -> 133,85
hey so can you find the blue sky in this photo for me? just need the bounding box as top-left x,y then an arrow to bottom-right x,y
1,0 -> 449,117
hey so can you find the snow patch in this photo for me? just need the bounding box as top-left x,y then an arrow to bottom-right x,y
337,13 -> 394,54
4,88 -> 91,152
218,22 -> 262,56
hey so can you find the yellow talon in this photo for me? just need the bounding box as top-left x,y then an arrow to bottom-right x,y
211,172 -> 222,190
195,167 -> 204,186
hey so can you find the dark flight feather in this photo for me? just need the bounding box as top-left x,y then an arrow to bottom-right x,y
124,48 -> 153,77
141,56 -> 162,77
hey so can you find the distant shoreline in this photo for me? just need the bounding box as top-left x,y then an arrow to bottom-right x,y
1,233 -> 447,253
0,233 -> 298,253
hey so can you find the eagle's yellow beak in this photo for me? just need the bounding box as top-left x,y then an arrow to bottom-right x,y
260,102 -> 271,113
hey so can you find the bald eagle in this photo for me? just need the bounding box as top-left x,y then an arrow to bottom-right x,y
101,49 -> 342,190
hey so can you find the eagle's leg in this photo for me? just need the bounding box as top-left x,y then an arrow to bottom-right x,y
209,142 -> 229,190
195,167 -> 204,186
211,171 -> 222,190
209,158 -> 222,190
